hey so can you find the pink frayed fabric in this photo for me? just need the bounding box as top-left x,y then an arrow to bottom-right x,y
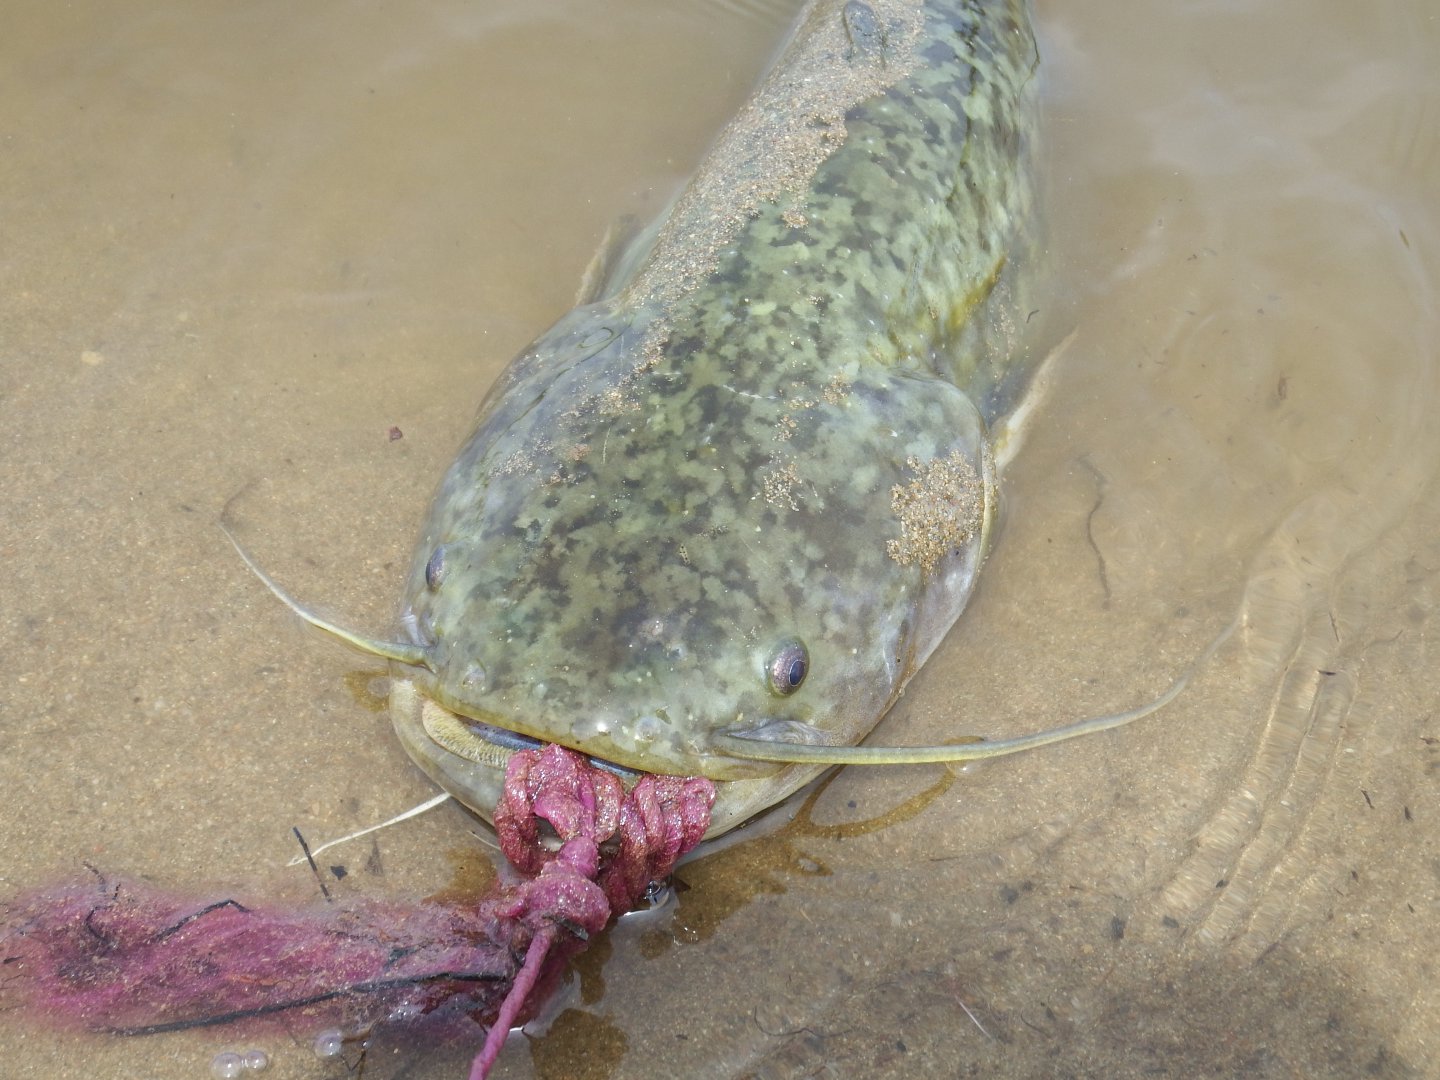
1,745 -> 714,1079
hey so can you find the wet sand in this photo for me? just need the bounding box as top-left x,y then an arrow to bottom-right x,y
2,0 -> 1436,1077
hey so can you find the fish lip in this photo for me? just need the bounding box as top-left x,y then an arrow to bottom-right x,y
716,717 -> 836,746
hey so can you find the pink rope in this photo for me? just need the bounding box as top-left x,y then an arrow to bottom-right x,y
469,928 -> 553,1079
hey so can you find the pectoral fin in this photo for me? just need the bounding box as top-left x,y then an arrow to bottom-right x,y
575,214 -> 646,306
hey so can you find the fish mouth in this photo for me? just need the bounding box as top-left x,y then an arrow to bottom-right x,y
387,674 -> 641,804
423,709 -> 647,785
387,674 -> 826,840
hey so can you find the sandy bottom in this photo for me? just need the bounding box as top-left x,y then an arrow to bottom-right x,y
2,0 -> 1436,1077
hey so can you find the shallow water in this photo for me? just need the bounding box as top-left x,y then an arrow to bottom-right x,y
2,1 -> 1437,1078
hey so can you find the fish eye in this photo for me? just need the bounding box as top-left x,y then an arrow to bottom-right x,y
425,545 -> 446,590
768,640 -> 809,696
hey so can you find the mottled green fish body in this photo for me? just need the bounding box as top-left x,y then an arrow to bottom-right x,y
389,0 -> 1039,837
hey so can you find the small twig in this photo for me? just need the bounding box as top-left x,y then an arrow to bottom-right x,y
956,994 -> 993,1040
292,828 -> 330,902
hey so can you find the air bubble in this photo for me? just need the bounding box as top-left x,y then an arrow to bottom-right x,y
210,1053 -> 244,1080
242,1049 -> 270,1071
460,661 -> 487,691
313,1028 -> 345,1059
